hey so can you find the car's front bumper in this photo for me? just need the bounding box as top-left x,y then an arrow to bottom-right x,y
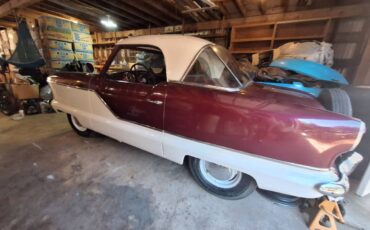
317,152 -> 363,198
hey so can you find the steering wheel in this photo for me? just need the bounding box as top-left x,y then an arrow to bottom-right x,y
130,63 -> 156,84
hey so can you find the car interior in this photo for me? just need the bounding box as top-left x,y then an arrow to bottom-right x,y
107,46 -> 167,85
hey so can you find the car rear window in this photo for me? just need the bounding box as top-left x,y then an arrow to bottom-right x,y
183,47 -> 240,89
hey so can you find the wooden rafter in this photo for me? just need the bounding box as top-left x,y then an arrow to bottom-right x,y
75,0 -> 143,29
233,0 -> 247,17
0,19 -> 16,27
144,0 -> 183,23
0,0 -> 44,17
121,0 -> 172,25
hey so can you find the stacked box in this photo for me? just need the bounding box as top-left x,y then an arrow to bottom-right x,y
39,16 -> 73,42
74,42 -> 93,53
71,23 -> 90,34
38,16 -> 75,70
47,40 -> 73,50
38,17 -> 95,69
49,49 -> 75,61
74,52 -> 94,61
71,22 -> 94,64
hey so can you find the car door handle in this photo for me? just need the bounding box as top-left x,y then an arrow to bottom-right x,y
146,99 -> 163,105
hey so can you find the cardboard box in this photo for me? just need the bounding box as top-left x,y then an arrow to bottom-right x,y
74,42 -> 93,53
40,16 -> 72,30
47,40 -> 72,50
72,32 -> 93,43
11,84 -> 39,100
75,51 -> 94,61
44,28 -> 73,42
71,23 -> 90,34
49,49 -> 75,61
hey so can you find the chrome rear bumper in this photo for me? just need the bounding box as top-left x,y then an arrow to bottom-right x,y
317,152 -> 363,198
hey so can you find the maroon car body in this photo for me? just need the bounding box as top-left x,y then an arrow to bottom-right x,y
48,35 -> 365,198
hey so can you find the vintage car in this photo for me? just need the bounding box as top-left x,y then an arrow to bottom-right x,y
48,35 -> 365,200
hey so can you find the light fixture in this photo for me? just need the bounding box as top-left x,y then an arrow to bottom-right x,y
100,15 -> 117,29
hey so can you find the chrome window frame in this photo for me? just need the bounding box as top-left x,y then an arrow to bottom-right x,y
176,44 -> 247,92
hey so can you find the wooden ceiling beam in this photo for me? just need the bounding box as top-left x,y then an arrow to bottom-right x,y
115,0 -> 171,25
0,19 -> 16,28
182,3 -> 370,31
54,0 -> 140,28
144,0 -> 183,23
0,0 -> 44,18
214,1 -> 228,18
233,0 -> 247,17
76,0 -> 143,29
183,0 -> 210,22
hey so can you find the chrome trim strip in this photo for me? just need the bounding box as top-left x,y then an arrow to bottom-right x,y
52,82 -> 331,172
168,81 -> 240,92
350,121 -> 366,151
48,81 -> 90,91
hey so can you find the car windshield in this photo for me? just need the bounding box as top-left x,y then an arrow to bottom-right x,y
211,45 -> 253,87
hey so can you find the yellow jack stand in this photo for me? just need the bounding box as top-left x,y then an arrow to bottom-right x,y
309,199 -> 345,230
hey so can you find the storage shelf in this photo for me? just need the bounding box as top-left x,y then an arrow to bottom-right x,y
232,37 -> 273,42
231,49 -> 270,54
195,33 -> 227,38
93,42 -> 115,46
229,18 -> 331,55
274,35 -> 324,41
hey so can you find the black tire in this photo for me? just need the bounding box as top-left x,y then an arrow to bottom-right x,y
188,157 -> 256,200
67,114 -> 92,137
318,88 -> 352,116
0,89 -> 18,116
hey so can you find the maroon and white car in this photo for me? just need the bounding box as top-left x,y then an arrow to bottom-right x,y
48,35 -> 365,200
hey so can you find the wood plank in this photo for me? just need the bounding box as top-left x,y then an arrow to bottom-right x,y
334,32 -> 362,43
353,22 -> 370,85
0,0 -> 44,17
0,19 -> 16,28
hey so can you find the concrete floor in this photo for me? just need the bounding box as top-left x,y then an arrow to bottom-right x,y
1,112 -> 370,230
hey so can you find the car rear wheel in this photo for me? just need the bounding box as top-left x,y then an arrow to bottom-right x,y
67,114 -> 92,137
188,157 -> 256,199
318,88 -> 352,116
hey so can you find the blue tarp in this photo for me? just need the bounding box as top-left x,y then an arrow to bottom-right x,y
0,20 -> 45,68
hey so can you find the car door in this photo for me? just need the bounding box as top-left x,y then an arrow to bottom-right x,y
89,76 -> 166,157
95,77 -> 166,130
87,45 -> 167,157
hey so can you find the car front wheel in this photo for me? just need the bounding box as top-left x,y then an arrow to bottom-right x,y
67,114 -> 92,137
188,157 -> 256,199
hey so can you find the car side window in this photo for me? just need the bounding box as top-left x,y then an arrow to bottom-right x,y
105,46 -> 166,85
183,48 -> 240,88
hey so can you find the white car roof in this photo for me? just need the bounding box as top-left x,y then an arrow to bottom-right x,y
117,35 -> 213,81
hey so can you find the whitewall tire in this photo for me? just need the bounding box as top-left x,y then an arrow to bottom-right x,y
188,156 -> 256,199
67,114 -> 92,137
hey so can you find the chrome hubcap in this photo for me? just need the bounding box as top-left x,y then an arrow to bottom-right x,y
199,159 -> 242,189
71,116 -> 87,132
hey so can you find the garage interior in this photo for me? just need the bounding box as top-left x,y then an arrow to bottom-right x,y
1,0 -> 370,229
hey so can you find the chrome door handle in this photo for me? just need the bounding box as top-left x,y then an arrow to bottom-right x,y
146,99 -> 163,105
